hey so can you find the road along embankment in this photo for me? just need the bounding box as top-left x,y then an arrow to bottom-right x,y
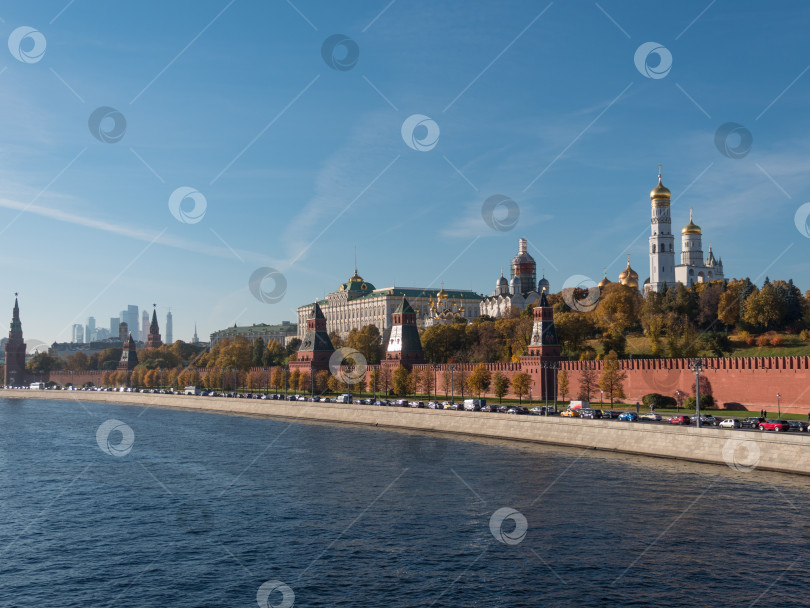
6,390 -> 809,475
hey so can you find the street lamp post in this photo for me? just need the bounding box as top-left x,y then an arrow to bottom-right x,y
449,364 -> 455,405
283,366 -> 288,398
529,387 -> 533,406
777,392 -> 781,419
691,359 -> 704,428
432,365 -> 438,403
676,390 -> 681,414
600,389 -> 604,407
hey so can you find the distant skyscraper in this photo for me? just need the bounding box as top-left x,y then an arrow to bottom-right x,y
119,322 -> 128,342
121,305 -> 138,338
110,317 -> 120,334
141,309 -> 149,342
86,316 -> 96,342
72,324 -> 84,344
165,311 -> 173,344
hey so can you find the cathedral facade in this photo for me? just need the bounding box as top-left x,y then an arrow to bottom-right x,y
644,169 -> 724,293
480,238 -> 549,318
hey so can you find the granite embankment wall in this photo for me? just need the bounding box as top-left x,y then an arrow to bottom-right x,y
7,389 -> 810,476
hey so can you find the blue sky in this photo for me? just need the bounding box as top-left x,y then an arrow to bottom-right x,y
2,0 -> 810,344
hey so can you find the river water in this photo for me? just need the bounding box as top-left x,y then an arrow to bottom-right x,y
1,396 -> 809,607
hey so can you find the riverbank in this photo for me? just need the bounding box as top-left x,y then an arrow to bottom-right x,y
6,389 -> 810,475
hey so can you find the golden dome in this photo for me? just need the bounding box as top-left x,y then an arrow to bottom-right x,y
650,166 -> 671,205
598,270 -> 612,289
348,269 -> 363,283
618,255 -> 639,289
682,207 -> 702,235
437,283 -> 448,300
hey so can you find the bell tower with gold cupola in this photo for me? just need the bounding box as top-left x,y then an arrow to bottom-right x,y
647,166 -> 676,293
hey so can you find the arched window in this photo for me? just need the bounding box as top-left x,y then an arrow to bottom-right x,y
652,244 -> 656,254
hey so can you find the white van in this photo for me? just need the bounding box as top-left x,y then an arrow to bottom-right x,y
185,386 -> 201,395
335,394 -> 353,404
29,382 -> 45,390
464,398 -> 486,411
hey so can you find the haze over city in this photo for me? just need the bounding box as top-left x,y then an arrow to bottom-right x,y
2,1 -> 809,344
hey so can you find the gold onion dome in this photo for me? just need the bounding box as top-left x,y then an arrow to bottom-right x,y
650,166 -> 671,205
598,270 -> 612,289
682,207 -> 702,235
618,255 -> 639,288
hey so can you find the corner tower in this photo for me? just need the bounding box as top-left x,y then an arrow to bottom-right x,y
293,301 -> 334,372
4,295 -> 26,387
146,305 -> 163,348
647,166 -> 676,293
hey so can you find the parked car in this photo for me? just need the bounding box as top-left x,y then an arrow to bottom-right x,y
719,418 -> 742,429
740,417 -> 765,429
668,415 -> 691,425
759,420 -> 790,432
506,406 -> 529,415
640,413 -> 662,422
480,405 -> 498,412
618,412 -> 638,422
560,409 -> 580,418
602,410 -> 620,419
580,409 -> 603,419
690,414 -> 720,426
787,420 -> 807,432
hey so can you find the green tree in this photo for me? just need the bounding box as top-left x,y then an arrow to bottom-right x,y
263,339 -> 286,367
251,337 -> 265,367
26,352 -> 63,372
346,325 -> 384,365
492,372 -> 510,403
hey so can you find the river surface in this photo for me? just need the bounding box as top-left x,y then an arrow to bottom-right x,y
1,396 -> 809,607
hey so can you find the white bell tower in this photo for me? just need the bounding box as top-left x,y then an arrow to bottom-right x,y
647,165 -> 676,293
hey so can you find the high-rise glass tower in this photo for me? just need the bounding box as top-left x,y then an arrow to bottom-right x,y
165,310 -> 173,344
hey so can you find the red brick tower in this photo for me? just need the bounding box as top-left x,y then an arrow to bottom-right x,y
291,302 -> 334,373
146,305 -> 163,349
118,333 -> 139,372
4,295 -> 26,387
383,296 -> 424,370
521,291 -> 564,399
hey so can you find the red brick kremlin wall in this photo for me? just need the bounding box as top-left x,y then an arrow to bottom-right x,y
560,356 -> 810,413
30,356 -> 810,413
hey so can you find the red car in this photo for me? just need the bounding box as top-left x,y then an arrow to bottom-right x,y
759,420 -> 790,432
668,415 -> 691,425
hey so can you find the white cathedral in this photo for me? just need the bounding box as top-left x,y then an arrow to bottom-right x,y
644,168 -> 724,293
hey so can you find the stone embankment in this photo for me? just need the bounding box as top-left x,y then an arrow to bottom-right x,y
6,389 -> 809,475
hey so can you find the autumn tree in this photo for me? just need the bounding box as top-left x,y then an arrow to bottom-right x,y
743,282 -> 787,331
251,337 -> 265,367
263,339 -> 286,367
577,366 -> 597,401
598,351 -> 627,405
557,368 -> 569,400
492,372 -> 510,403
511,372 -> 532,404
298,371 -> 311,393
271,366 -> 285,390
466,364 -> 492,397
392,365 -> 412,397
346,325 -> 384,365
315,370 -> 330,394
